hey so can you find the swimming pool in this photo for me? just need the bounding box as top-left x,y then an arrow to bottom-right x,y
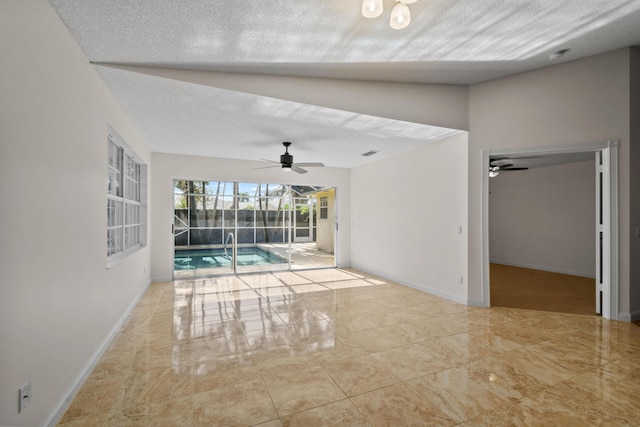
174,247 -> 286,270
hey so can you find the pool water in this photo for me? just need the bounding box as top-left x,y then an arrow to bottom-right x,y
174,247 -> 285,270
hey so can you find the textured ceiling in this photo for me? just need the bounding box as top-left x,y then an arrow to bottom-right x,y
95,65 -> 460,168
49,0 -> 640,168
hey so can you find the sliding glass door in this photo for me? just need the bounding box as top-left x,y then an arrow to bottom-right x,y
173,180 -> 335,278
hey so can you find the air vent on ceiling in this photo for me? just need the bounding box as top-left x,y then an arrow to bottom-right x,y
362,150 -> 379,157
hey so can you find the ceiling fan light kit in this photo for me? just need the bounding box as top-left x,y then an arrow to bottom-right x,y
390,2 -> 411,29
280,142 -> 294,169
362,0 -> 417,29
362,0 -> 384,18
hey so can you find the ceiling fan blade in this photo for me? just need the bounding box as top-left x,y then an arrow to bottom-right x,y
260,158 -> 280,164
497,164 -> 514,169
252,165 -> 280,170
490,158 -> 512,165
291,166 -> 308,174
294,162 -> 325,167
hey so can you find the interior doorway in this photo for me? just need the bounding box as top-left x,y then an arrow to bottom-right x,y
481,140 -> 620,320
488,152 -> 596,315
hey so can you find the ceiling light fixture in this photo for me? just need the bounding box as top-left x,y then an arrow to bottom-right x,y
362,0 -> 383,18
362,0 -> 417,30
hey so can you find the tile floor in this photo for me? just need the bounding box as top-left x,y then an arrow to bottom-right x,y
58,268 -> 640,426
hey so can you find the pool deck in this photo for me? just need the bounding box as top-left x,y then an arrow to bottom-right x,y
257,242 -> 335,268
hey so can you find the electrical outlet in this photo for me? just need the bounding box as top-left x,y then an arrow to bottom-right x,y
19,379 -> 32,413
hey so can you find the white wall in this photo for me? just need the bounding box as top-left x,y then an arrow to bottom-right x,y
351,133 -> 468,303
0,1 -> 151,425
150,153 -> 350,282
489,160 -> 596,278
468,49 -> 632,318
630,48 -> 640,321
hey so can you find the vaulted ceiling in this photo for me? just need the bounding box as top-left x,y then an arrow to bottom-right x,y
49,0 -> 640,168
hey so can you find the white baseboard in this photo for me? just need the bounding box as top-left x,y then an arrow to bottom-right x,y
467,299 -> 489,308
618,309 -> 640,323
400,281 -> 468,306
490,259 -> 596,279
45,280 -> 151,427
350,264 -> 468,306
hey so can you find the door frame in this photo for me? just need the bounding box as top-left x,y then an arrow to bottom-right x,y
171,180 -> 338,278
481,140 -> 619,320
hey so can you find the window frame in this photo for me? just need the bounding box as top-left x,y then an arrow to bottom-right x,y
319,196 -> 328,220
107,128 -> 147,268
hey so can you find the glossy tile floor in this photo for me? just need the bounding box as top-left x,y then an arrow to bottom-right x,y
58,269 -> 640,426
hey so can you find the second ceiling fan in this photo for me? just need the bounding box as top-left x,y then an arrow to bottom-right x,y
255,142 -> 325,174
489,158 -> 528,177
